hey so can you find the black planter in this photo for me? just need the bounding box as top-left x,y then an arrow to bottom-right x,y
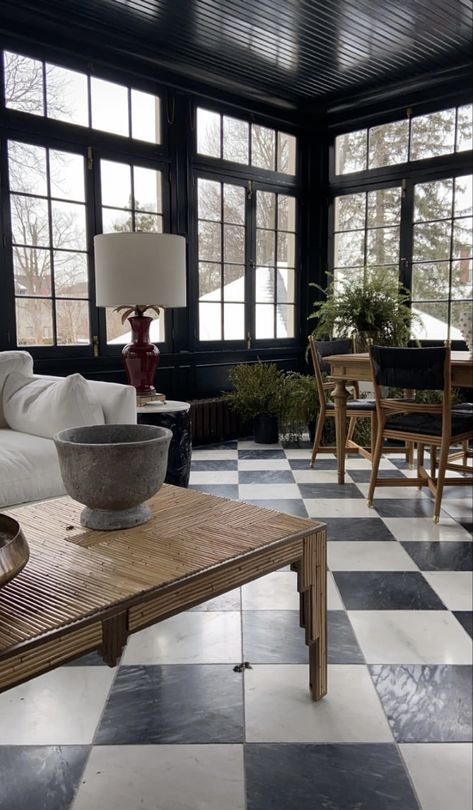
308,420 -> 316,443
254,414 -> 279,444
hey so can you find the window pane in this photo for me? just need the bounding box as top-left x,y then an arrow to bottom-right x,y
411,301 -> 448,340
251,125 -> 275,170
451,259 -> 473,299
334,267 -> 364,290
101,161 -> 132,209
56,299 -> 90,345
49,151 -> 85,202
255,304 -> 274,338
335,130 -> 367,174
368,120 -> 409,168
198,262 -> 221,300
11,195 -> 49,247
410,109 -> 456,160
224,225 -> 245,263
51,201 -> 87,250
13,246 -> 51,296
366,226 -> 400,266
256,267 -> 274,302
54,251 -> 88,297
456,104 -> 472,152
131,89 -> 160,144
106,309 -> 164,344
223,116 -> 249,164
8,141 -> 47,196
414,179 -> 453,222
134,212 -> 162,232
46,65 -> 88,127
278,196 -> 296,232
256,192 -> 276,229
335,194 -> 365,231
277,232 -> 295,267
412,261 -> 451,301
276,268 -> 295,303
453,217 -> 472,259
276,304 -> 295,338
223,184 -> 245,224
134,166 -> 162,213
102,208 -> 132,233
198,221 -> 221,261
277,132 -> 296,174
198,179 -> 221,221
4,51 -> 44,115
454,175 -> 473,217
256,229 -> 275,266
197,108 -> 221,158
413,221 -> 452,262
16,298 -> 53,345
223,304 -> 245,339
367,188 -> 401,227
334,230 -> 364,267
91,77 -> 128,136
199,302 -> 222,340
223,265 -> 245,301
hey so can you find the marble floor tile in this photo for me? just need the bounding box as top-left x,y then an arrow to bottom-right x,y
348,468 -> 406,482
189,483 -> 239,498
454,611 -> 473,637
190,459 -> 238,471
374,499 -> 447,518
241,571 -> 299,610
238,449 -> 286,459
333,571 -> 446,610
304,498 -> 376,519
328,541 -> 418,571
292,469 -> 346,484
382,516 -> 472,542
323,517 -> 397,541
349,610 -> 473,664
121,611 -> 242,665
422,572 -> 473,611
245,743 -> 420,810
0,667 -> 115,745
72,745 -> 245,810
400,743 -> 473,810
299,482 -> 364,499
282,448 -> 313,459
189,470 -> 238,484
189,587 -> 241,611
357,484 -> 431,499
344,457 -> 396,470
241,498 -> 308,517
290,457 -> 337,470
442,498 -> 473,521
238,469 -> 295,484
237,458 -> 290,470
191,449 -> 238,460
327,572 -> 345,609
402,541 -> 473,571
0,745 -> 89,810
244,664 -> 393,742
239,483 -> 301,499
238,440 -> 281,450
370,664 -> 472,742
94,664 -> 244,744
65,650 -> 109,666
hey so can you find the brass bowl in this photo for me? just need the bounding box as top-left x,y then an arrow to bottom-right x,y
0,514 -> 29,588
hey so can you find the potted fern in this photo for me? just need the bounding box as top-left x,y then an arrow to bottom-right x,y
224,362 -> 285,443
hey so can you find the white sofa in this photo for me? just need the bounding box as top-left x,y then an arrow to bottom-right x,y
0,351 -> 136,508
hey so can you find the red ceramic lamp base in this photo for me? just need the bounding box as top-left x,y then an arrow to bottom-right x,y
122,315 -> 160,395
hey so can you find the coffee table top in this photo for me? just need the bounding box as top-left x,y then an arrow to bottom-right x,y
0,486 -> 321,657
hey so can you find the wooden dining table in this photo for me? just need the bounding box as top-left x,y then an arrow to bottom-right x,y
325,350 -> 473,484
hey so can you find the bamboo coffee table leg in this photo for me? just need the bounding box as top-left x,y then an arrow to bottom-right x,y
332,380 -> 349,484
297,531 -> 327,701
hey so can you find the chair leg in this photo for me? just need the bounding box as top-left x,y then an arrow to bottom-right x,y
417,443 -> 425,489
346,416 -> 356,444
367,420 -> 385,508
433,440 -> 450,524
370,411 -> 377,459
430,445 -> 437,478
310,410 -> 326,468
406,441 -> 414,469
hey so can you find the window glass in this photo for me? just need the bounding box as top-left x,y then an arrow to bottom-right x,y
456,104 -> 473,152
223,116 -> 249,164
335,130 -> 367,174
368,120 -> 409,168
4,51 -> 44,115
91,77 -> 129,136
131,89 -> 160,144
251,125 -> 276,170
197,108 -> 221,157
410,109 -> 456,161
277,132 -> 297,174
46,65 -> 88,127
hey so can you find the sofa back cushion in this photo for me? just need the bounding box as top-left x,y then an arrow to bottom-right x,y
3,372 -> 105,439
0,351 -> 34,428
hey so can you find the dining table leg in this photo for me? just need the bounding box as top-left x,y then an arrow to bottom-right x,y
332,380 -> 349,484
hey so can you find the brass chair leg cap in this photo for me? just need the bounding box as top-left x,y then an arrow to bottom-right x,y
433,515 -> 440,524
367,500 -> 373,508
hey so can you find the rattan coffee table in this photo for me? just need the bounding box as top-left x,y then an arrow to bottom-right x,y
0,485 -> 327,700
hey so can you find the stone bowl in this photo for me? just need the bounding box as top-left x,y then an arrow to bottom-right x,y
54,423 -> 172,530
0,514 -> 30,589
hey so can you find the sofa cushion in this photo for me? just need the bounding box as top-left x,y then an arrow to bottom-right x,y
3,372 -> 105,440
0,351 -> 33,428
0,429 -> 65,507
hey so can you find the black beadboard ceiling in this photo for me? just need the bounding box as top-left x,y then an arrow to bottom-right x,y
1,0 -> 472,111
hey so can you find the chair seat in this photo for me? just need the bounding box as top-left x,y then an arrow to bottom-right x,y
453,402 -> 473,413
386,411 -> 473,437
326,398 -> 376,412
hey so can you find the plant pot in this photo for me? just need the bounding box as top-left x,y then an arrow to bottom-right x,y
308,420 -> 316,443
254,414 -> 278,444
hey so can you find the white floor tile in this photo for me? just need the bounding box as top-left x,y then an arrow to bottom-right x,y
122,611 -> 241,665
422,572 -> 473,611
244,664 -> 393,742
72,745 -> 245,810
356,483 -> 430,499
304,498 -> 376,518
238,459 -> 290,471
283,448 -> 315,459
328,572 -> 345,609
293,470 -> 351,484
344,457 -> 396,470
189,471 -> 238,484
242,571 -> 299,610
191,450 -> 238,460
442,498 -> 473,521
400,743 -> 473,810
382,517 -> 472,542
238,440 -> 282,450
328,541 -> 418,571
238,483 -> 301,500
349,611 -> 473,664
0,667 -> 115,745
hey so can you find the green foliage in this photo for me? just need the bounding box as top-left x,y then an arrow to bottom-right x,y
308,269 -> 418,349
280,373 -> 319,440
224,362 -> 285,420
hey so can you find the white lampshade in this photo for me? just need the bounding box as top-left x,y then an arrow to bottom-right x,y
94,232 -> 187,307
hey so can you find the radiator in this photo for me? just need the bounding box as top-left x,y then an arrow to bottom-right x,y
190,397 -> 250,445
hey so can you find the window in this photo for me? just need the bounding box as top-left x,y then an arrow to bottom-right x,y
8,140 -> 89,346
255,191 -> 296,338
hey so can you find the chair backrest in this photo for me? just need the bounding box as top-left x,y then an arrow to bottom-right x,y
308,336 -> 354,407
370,345 -> 447,390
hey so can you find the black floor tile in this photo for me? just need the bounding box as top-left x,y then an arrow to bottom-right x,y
244,743 -> 420,810
324,517 -> 396,541
0,746 -> 89,810
194,440 -> 238,450
64,651 -> 108,666
402,541 -> 473,571
370,664 -> 473,742
191,460 -> 238,471
189,589 -> 241,611
242,499 -> 308,517
289,458 -> 337,470
453,611 -> 473,638
459,521 -> 473,536
238,449 -> 286,459
333,571 -> 447,610
298,483 -> 364,499
94,665 -> 244,744
348,469 -> 406,483
372,499 -> 447,518
188,484 -> 239,498
238,470 -> 295,484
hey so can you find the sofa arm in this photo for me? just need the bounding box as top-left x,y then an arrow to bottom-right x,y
32,375 -> 137,425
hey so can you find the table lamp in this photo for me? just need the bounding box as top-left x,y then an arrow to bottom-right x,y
94,232 -> 186,395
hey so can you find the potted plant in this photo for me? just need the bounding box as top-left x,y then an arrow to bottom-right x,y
308,269 -> 417,349
280,373 -> 320,443
224,362 -> 285,443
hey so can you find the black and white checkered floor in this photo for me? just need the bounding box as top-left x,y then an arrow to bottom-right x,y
0,440 -> 472,810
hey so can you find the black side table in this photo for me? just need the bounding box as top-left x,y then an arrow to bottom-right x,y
137,400 -> 192,488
